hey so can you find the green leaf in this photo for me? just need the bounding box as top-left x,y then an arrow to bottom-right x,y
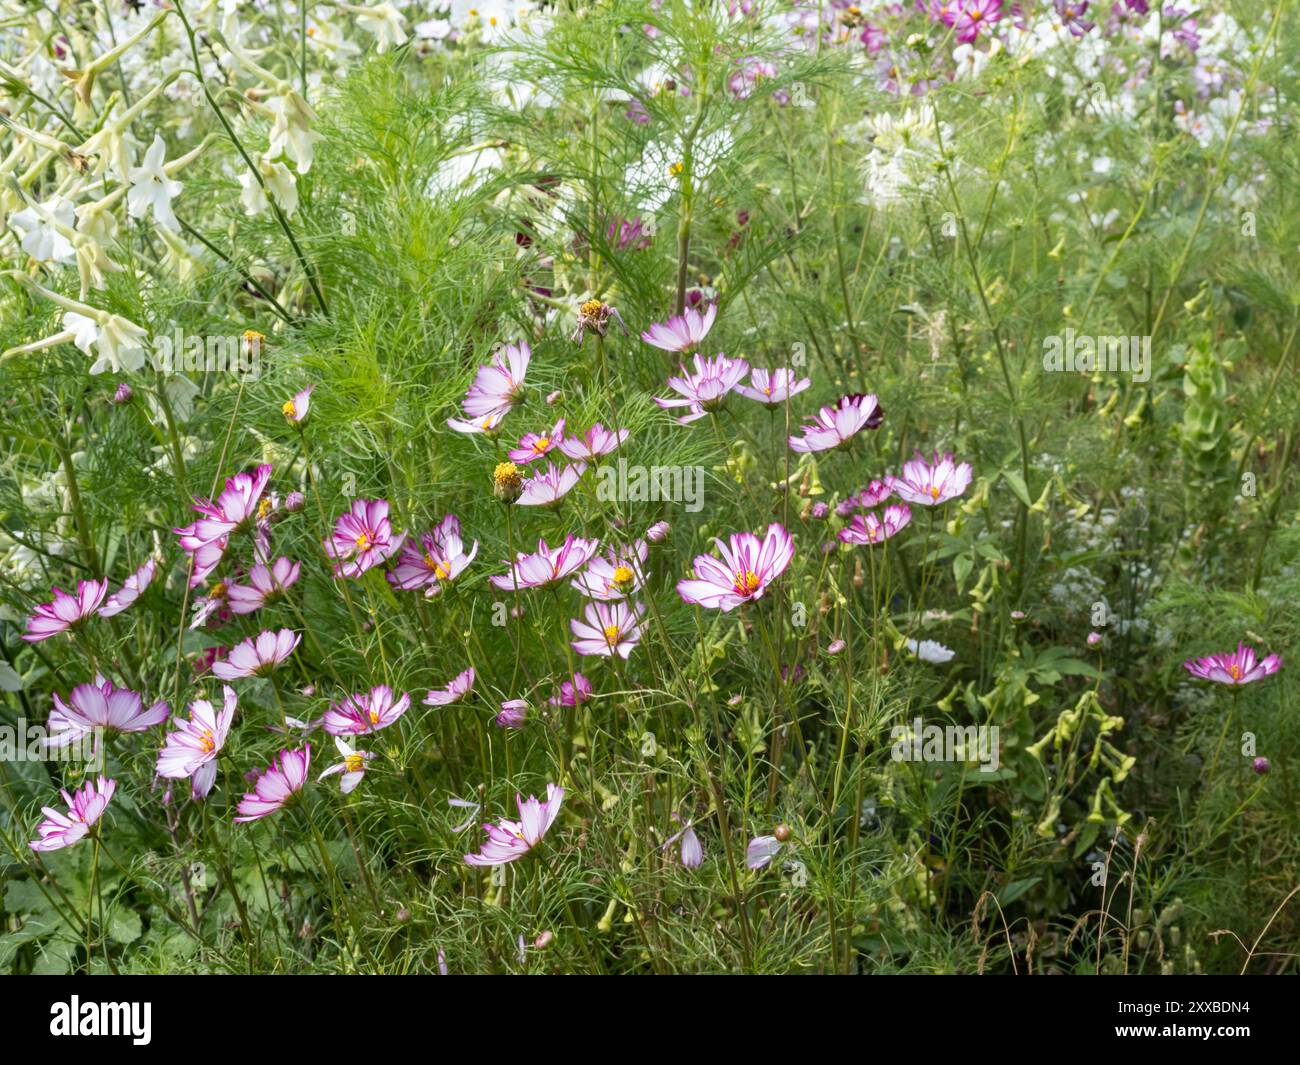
996,876 -> 1041,907
952,553 -> 973,591
108,907 -> 143,945
1002,470 -> 1032,507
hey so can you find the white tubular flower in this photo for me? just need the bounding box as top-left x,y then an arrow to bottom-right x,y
156,226 -> 200,284
338,3 -> 409,52
10,197 -> 76,264
0,277 -> 147,374
240,155 -> 299,216
267,91 -> 323,173
74,232 -> 123,298
127,135 -> 183,231
76,73 -> 182,180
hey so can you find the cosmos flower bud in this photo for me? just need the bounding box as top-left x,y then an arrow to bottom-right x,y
496,699 -> 528,728
284,491 -> 306,513
773,823 -> 792,843
1253,757 -> 1271,775
646,521 -> 671,543
112,382 -> 133,404
493,461 -> 523,503
534,930 -> 554,949
1087,631 -> 1102,647
546,390 -> 562,405
396,907 -> 412,923
826,639 -> 846,655
810,502 -> 829,520
283,386 -> 313,426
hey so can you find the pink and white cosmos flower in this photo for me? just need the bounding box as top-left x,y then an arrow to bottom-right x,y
509,419 -> 565,464
283,386 -> 314,426
677,523 -> 794,611
1183,643 -> 1281,686
571,540 -> 649,600
234,745 -> 311,822
318,737 -> 374,794
424,667 -> 475,706
464,783 -> 564,866
955,0 -> 1001,41
640,303 -> 717,354
555,423 -> 629,461
888,450 -> 973,506
156,685 -> 237,799
787,394 -> 883,453
98,559 -> 158,619
211,628 -> 301,680
456,341 -> 531,422
174,464 -> 273,587
226,557 -> 301,614
517,461 -> 586,507
838,505 -> 912,546
322,685 -> 411,736
654,353 -> 751,424
836,480 -> 894,517
47,676 -> 170,748
549,672 -> 593,707
324,498 -> 406,579
447,411 -> 507,435
489,535 -> 600,591
735,368 -> 811,407
30,776 -> 116,852
24,579 -> 108,641
570,600 -> 645,659
388,514 -> 478,595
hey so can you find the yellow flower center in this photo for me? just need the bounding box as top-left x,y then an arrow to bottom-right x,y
612,565 -> 634,585
533,437 -> 550,452
344,753 -> 366,772
356,532 -> 372,550
210,581 -> 227,600
733,570 -> 761,595
282,399 -> 297,418
669,161 -> 684,177
435,560 -> 451,580
1229,664 -> 1241,680
257,497 -> 274,519
603,624 -> 622,646
198,728 -> 216,754
368,708 -> 381,725
581,298 -> 604,317
929,485 -> 940,500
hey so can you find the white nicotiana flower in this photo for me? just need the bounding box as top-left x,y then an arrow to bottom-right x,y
343,3 -> 408,52
66,310 -> 149,375
267,90 -> 323,173
127,135 -> 183,231
240,156 -> 299,216
306,14 -> 362,61
10,198 -> 77,264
